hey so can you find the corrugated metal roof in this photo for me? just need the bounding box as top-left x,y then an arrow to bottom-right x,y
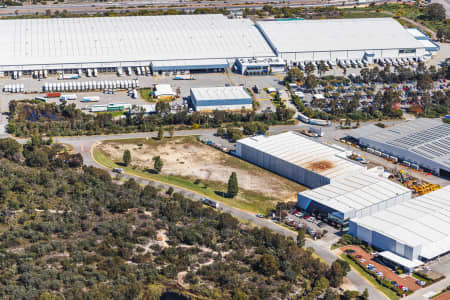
353,186 -> 450,260
379,251 -> 423,269
238,131 -> 365,179
191,86 -> 251,101
152,58 -> 229,68
406,28 -> 427,39
299,169 -> 411,214
256,18 -> 424,54
155,84 -> 175,97
0,14 -> 275,69
350,119 -> 450,168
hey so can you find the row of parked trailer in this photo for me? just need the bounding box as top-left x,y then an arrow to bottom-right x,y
366,147 -> 420,170
43,79 -> 140,92
375,57 -> 422,67
338,59 -> 369,69
118,66 -> 151,77
3,84 -> 24,93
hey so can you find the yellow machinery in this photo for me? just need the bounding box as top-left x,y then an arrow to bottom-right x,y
398,170 -> 441,195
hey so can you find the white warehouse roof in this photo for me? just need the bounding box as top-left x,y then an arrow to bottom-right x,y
298,168 -> 411,216
0,14 -> 275,70
406,28 -> 428,39
352,186 -> 450,260
191,86 -> 251,101
237,131 -> 365,178
256,18 -> 424,53
155,84 -> 175,97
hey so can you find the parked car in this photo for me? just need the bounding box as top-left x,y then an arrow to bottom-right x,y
376,272 -> 383,277
112,167 -> 124,174
256,214 -> 264,218
417,280 -> 426,286
355,255 -> 362,259
359,259 -> 366,263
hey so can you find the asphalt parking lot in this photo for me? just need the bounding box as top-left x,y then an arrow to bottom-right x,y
0,71 -> 286,113
342,245 -> 421,292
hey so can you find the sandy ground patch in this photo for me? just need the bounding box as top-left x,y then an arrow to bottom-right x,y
98,137 -> 305,200
341,277 -> 358,291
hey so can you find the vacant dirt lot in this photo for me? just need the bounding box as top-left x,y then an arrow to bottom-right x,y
97,136 -> 306,201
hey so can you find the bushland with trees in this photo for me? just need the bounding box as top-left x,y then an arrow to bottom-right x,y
8,101 -> 295,137
0,136 -> 356,299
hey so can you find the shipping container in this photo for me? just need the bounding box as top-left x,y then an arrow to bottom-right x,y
61,94 -> 77,101
90,105 -> 107,112
59,73 -> 79,80
46,92 -> 61,98
82,96 -> 100,102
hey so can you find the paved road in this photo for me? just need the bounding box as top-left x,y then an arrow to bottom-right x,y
0,0 -> 404,16
407,254 -> 450,299
50,129 -> 388,300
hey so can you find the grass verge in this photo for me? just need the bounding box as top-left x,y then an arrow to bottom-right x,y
93,147 -> 279,214
340,254 -> 399,300
139,88 -> 154,102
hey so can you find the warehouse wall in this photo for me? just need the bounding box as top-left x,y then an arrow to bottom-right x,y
348,191 -> 412,219
195,104 -> 252,112
349,221 -> 421,260
236,143 -> 330,188
279,48 -> 425,63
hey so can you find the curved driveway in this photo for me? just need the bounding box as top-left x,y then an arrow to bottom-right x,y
51,128 -> 388,300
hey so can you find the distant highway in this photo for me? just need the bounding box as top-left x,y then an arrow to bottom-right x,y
0,0 -> 398,17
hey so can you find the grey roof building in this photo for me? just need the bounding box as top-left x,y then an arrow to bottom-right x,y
349,119 -> 450,177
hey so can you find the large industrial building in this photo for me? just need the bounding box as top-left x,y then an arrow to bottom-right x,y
0,14 -> 275,73
256,18 -> 428,64
297,168 -> 411,223
349,119 -> 450,178
190,86 -> 253,112
349,186 -> 450,272
236,131 -> 366,188
0,14 -> 438,75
